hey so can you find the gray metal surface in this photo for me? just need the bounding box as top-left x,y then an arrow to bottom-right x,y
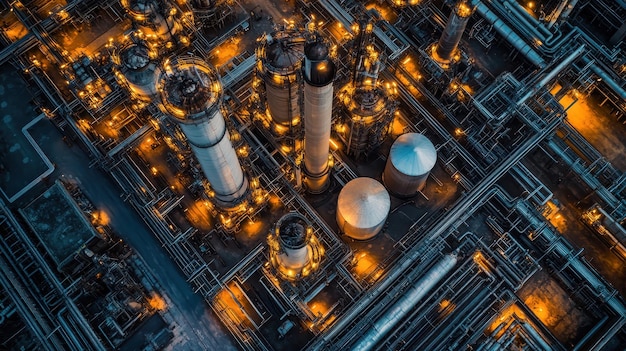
349,253 -> 459,351
436,2 -> 472,61
384,133 -> 436,196
303,39 -> 334,192
160,56 -> 247,204
336,177 -> 390,240
472,0 -> 546,67
119,43 -> 160,100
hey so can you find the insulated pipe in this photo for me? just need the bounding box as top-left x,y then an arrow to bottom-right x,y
503,0 -> 552,38
303,39 -> 335,193
583,57 -> 626,100
435,1 -> 473,62
349,253 -> 458,351
515,44 -> 586,107
555,0 -> 580,27
500,0 -> 548,41
471,0 -> 546,67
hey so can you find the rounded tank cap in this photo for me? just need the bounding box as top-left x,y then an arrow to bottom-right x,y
304,41 -> 329,61
267,40 -> 302,69
337,177 -> 390,230
390,133 -> 437,176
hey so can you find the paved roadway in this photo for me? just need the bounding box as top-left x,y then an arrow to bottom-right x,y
29,119 -> 237,351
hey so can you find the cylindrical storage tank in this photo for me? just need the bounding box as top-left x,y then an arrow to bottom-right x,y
118,43 -> 160,101
303,39 -> 335,193
336,177 -> 390,240
159,56 -> 248,207
383,133 -> 437,196
258,33 -> 304,127
435,1 -> 473,62
275,213 -> 312,271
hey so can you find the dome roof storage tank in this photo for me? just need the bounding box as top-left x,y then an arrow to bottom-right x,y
383,133 -> 437,197
336,177 -> 390,240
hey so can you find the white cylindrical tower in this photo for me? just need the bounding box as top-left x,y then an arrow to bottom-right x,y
159,56 -> 248,207
116,42 -> 161,101
268,212 -> 323,281
303,38 -> 335,193
336,177 -> 390,240
383,133 -> 437,197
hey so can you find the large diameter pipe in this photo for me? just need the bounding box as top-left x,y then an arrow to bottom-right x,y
350,253 -> 458,351
435,1 -> 473,61
501,0 -> 550,40
303,40 -> 335,193
472,0 -> 546,67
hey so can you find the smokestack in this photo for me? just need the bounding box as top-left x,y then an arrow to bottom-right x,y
434,1 -> 474,63
159,56 -> 248,208
303,38 -> 335,193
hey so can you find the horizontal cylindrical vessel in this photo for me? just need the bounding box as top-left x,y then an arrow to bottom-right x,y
336,177 -> 390,240
159,56 -> 247,206
383,133 -> 437,196
303,39 -> 335,193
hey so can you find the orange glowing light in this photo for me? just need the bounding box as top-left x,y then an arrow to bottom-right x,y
148,293 -> 167,311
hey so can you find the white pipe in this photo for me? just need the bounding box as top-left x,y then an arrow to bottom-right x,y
349,253 -> 458,351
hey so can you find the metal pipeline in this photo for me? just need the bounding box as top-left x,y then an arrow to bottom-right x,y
555,0 -> 580,27
515,44 -> 586,107
349,253 -> 459,351
501,0 -> 551,40
583,56 -> 626,100
471,0 -> 546,67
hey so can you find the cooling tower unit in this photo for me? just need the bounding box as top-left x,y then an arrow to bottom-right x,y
336,177 -> 390,240
383,133 -> 437,197
268,212 -> 322,281
159,56 -> 248,208
257,32 -> 305,128
117,42 -> 160,101
303,38 -> 335,193
434,0 -> 474,63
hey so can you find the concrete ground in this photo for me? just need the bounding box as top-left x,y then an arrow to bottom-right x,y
518,270 -> 594,348
561,92 -> 626,172
27,119 -> 237,351
0,65 -> 49,200
525,150 -> 626,296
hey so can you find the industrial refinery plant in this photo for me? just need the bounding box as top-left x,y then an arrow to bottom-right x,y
0,0 -> 625,350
